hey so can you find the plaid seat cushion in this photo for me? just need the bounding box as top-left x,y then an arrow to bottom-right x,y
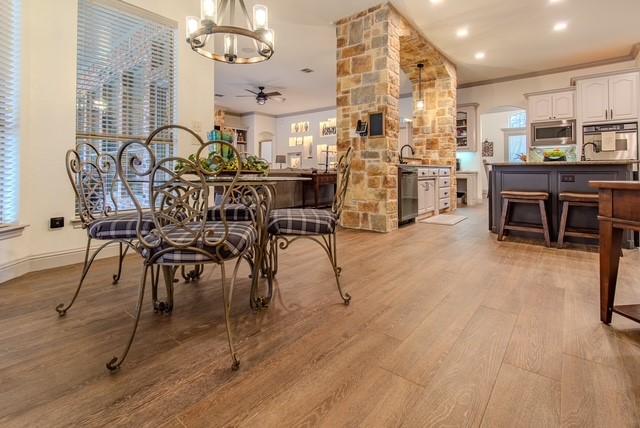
207,203 -> 254,222
268,208 -> 337,236
88,212 -> 154,240
144,221 -> 257,263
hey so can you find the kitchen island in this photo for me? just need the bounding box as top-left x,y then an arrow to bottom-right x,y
488,160 -> 637,248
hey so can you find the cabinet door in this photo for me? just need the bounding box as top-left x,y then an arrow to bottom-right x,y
418,181 -> 427,214
552,91 -> 574,119
424,180 -> 435,213
580,77 -> 609,122
529,95 -> 553,122
609,73 -> 638,121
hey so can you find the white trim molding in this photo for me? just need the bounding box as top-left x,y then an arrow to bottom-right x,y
0,224 -> 28,241
0,243 -> 121,285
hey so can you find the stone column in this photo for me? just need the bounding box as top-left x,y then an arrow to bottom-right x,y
336,3 -> 458,231
335,4 -> 400,232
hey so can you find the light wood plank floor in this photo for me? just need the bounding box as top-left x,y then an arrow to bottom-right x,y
1,204 -> 639,427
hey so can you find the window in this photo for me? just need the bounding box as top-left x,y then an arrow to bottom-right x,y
0,0 -> 21,225
508,111 -> 527,129
503,129 -> 528,162
76,0 -> 176,211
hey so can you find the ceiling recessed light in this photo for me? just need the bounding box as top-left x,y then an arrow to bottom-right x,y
430,0 -> 443,4
456,27 -> 469,38
553,21 -> 568,31
474,51 -> 485,60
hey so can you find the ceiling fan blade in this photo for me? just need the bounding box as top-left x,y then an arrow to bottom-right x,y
264,91 -> 282,97
245,89 -> 259,95
271,96 -> 286,103
236,95 -> 256,98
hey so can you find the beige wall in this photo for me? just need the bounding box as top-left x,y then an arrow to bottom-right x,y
0,0 -> 214,283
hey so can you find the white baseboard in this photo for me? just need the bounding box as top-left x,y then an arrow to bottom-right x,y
0,244 -> 121,285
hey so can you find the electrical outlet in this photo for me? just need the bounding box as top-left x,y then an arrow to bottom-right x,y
49,217 -> 64,229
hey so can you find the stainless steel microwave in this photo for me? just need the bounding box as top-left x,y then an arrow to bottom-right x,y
531,120 -> 575,146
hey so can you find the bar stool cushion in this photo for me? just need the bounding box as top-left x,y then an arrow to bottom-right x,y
88,212 -> 155,240
501,191 -> 549,200
559,192 -> 599,203
144,221 -> 257,263
268,208 -> 337,236
207,203 -> 254,222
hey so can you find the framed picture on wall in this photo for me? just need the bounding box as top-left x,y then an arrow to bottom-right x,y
320,118 -> 337,137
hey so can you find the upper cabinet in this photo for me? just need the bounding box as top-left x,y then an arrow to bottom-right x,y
609,73 -> 639,121
527,88 -> 575,122
456,103 -> 479,152
577,71 -> 639,123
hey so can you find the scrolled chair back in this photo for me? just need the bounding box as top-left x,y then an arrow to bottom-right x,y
117,124 -> 245,261
332,146 -> 354,219
66,142 -> 120,227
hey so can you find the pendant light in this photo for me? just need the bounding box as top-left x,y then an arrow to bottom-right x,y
415,63 -> 425,111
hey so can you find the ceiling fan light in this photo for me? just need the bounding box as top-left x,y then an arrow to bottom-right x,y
253,4 -> 268,30
257,97 -> 266,105
200,0 -> 216,23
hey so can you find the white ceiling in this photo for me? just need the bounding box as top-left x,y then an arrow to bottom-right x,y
212,0 -> 640,115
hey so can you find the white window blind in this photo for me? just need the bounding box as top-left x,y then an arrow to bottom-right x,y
0,0 -> 21,224
76,0 -> 176,211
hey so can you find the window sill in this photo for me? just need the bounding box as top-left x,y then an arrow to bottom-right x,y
0,224 -> 29,241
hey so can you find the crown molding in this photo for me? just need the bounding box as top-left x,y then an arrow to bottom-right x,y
458,43 -> 640,89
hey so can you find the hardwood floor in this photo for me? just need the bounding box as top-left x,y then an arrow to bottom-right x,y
1,204 -> 639,427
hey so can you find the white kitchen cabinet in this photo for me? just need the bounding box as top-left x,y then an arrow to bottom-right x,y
527,89 -> 575,122
609,73 -> 638,121
418,179 -> 435,215
576,71 -> 639,123
529,95 -> 553,122
552,92 -> 574,119
579,77 -> 610,122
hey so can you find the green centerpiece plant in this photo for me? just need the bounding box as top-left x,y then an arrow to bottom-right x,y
175,142 -> 270,175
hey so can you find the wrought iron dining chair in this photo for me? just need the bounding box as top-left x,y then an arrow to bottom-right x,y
111,125 -> 259,371
56,143 -> 156,316
267,147 -> 354,305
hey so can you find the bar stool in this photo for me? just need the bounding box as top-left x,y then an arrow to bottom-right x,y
557,192 -> 599,248
498,191 -> 551,247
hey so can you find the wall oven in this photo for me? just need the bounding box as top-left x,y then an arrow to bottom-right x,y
582,122 -> 638,161
531,120 -> 576,147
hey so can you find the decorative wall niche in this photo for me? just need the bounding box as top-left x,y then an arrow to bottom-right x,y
303,136 -> 313,159
287,152 -> 302,168
290,121 -> 310,134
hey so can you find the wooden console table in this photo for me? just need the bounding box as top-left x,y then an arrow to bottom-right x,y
590,181 -> 640,325
301,172 -> 337,208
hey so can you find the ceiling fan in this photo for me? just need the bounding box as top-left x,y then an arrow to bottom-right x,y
237,86 -> 285,105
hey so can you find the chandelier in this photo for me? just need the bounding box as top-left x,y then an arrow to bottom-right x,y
186,0 -> 275,64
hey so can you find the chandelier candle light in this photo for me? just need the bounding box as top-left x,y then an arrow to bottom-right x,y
186,0 -> 275,64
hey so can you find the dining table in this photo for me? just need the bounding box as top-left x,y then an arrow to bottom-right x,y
137,174 -> 312,310
590,180 -> 640,325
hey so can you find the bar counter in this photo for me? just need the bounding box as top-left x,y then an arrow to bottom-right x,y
488,160 -> 637,248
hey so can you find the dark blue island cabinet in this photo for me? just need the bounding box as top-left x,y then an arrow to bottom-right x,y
488,161 -> 637,248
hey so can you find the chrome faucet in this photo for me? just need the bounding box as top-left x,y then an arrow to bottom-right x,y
399,144 -> 415,164
581,141 -> 599,161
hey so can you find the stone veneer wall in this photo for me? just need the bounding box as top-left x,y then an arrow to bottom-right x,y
336,3 -> 457,232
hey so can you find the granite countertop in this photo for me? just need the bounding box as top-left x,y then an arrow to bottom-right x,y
398,164 -> 452,168
488,160 -> 640,166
